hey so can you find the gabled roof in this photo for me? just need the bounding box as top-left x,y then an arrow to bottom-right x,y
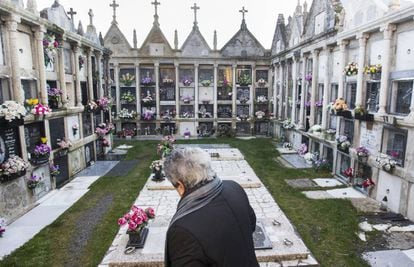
139,23 -> 174,57
221,21 -> 266,58
271,14 -> 287,56
103,23 -> 132,56
181,27 -> 212,57
302,0 -> 338,38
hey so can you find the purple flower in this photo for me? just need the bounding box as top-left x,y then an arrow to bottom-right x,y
141,77 -> 153,85
47,87 -> 63,97
33,144 -> 51,156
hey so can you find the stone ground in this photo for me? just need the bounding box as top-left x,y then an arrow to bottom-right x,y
0,161 -> 119,259
100,145 -> 318,267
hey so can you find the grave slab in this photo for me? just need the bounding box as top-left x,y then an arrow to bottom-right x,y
116,145 -> 134,150
285,179 -> 317,189
105,160 -> 139,177
281,154 -> 312,169
363,250 -> 414,267
276,148 -> 297,155
302,190 -> 333,199
313,178 -> 343,188
403,249 -> 414,261
326,188 -> 367,199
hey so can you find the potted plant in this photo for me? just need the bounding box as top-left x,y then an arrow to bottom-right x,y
120,73 -> 135,86
150,160 -> 164,181
181,78 -> 193,86
255,111 -> 266,120
27,174 -> 42,190
324,128 -> 336,141
50,164 -> 60,177
356,146 -> 369,163
157,135 -> 175,158
142,109 -> 155,121
238,73 -> 251,86
117,206 -> 155,248
43,33 -> 59,67
31,103 -> 51,116
344,62 -> 358,76
354,105 -> 374,121
336,135 -> 351,153
308,124 -> 322,136
282,119 -> 295,129
201,80 -> 211,87
0,101 -> 27,127
376,154 -> 397,173
0,156 -> 30,182
141,76 -> 154,86
121,91 -> 136,104
181,95 -> 193,104
31,143 -> 51,165
47,87 -> 62,109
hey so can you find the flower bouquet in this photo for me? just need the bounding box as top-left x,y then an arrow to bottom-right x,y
150,160 -> 164,181
43,33 -> 59,66
333,98 -> 352,118
343,167 -> 354,182
336,135 -> 351,153
297,143 -> 308,156
364,64 -> 381,80
27,174 -> 42,190
344,62 -> 358,76
97,97 -> 111,111
95,123 -> 115,137
181,78 -> 193,86
57,138 -> 72,150
85,100 -> 98,112
120,73 -> 135,86
257,78 -> 267,87
354,105 -> 374,121
303,152 -> 315,164
256,95 -> 268,103
0,101 -> 27,125
141,76 -> 153,86
376,153 -> 397,172
324,128 -> 336,141
255,111 -> 266,119
118,206 -> 155,248
157,135 -> 175,158
238,73 -> 251,86
102,138 -> 110,147
31,103 -> 51,116
181,95 -> 193,104
47,87 -> 63,108
142,109 -> 155,121
201,80 -> 211,87
362,178 -> 375,189
50,164 -> 60,177
308,124 -> 322,135
31,143 -> 51,165
313,158 -> 330,171
162,77 -> 174,86
0,156 -> 30,181
305,73 -> 312,82
282,119 -> 295,129
356,146 -> 369,163
121,91 -> 136,104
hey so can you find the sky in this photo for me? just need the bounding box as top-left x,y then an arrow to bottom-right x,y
37,0 -> 312,49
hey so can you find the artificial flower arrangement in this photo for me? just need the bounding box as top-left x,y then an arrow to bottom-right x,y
43,33 -> 60,66
57,138 -> 72,149
25,98 -> 39,109
141,76 -> 153,86
47,87 -> 63,99
86,100 -> 98,112
364,64 -> 382,74
376,153 -> 397,172
95,123 -> 115,138
354,105 -> 366,116
333,98 -> 348,111
200,80 -> 211,87
343,167 -> 354,179
344,62 -> 358,76
118,205 -> 155,233
315,99 -> 323,107
303,152 -> 315,163
305,73 -> 312,82
72,123 -> 79,135
184,129 -> 191,137
313,158 -> 330,171
102,138 -> 110,147
162,77 -> 174,85
33,143 -> 51,157
282,119 -> 295,129
181,95 -> 193,104
181,78 -> 193,86
218,79 -> 232,90
27,174 -> 42,189
236,114 -> 250,121
0,217 -> 5,237
78,55 -> 85,70
297,143 -> 308,156
150,160 -> 163,172
308,124 -> 322,134
142,109 -> 155,121
326,128 -> 336,135
118,108 -> 137,120
238,73 -> 251,86
324,128 -> 337,141
198,107 -> 212,119
31,103 -> 51,115
157,135 -> 175,158
49,164 -> 60,176
0,156 -> 30,177
336,135 -> 351,152
257,78 -> 267,87
255,111 -> 266,119
356,146 -> 369,157
362,178 -> 375,189
0,101 -> 27,122
161,109 -> 176,120
120,73 -> 135,86
256,95 -> 268,103
121,91 -> 136,104
97,97 -> 111,111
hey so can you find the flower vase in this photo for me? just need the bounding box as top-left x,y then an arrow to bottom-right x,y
126,227 -> 149,248
30,153 -> 50,165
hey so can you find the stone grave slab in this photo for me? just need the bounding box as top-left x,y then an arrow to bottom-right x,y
175,144 -> 231,149
302,190 -> 333,199
75,161 -> 119,177
326,188 -> 367,199
363,250 -> 414,267
105,160 -> 139,177
285,179 -> 317,189
281,154 -> 312,169
276,147 -> 297,155
403,249 -> 414,261
116,145 -> 134,150
313,178 -> 344,188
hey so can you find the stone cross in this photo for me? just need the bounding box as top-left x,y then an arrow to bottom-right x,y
151,0 -> 160,16
239,6 -> 248,20
88,9 -> 94,25
67,8 -> 77,25
191,3 -> 200,27
110,0 -> 119,23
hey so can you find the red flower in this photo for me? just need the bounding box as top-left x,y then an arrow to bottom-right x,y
363,178 -> 375,188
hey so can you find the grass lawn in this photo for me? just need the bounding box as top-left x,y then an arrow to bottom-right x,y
0,138 -> 368,267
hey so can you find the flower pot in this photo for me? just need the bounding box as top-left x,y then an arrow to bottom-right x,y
55,149 -> 68,158
382,164 -> 394,173
336,110 -> 353,119
126,227 -> 149,248
30,153 -> 50,165
337,145 -> 349,154
48,97 -> 60,109
370,73 -> 381,81
0,170 -> 26,183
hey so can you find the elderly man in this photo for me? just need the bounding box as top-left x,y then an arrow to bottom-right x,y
164,147 -> 259,267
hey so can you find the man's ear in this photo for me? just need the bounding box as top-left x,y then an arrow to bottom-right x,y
176,181 -> 186,197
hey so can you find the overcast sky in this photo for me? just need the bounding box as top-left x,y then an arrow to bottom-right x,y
37,0 -> 311,49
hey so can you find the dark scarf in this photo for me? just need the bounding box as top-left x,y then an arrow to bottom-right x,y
165,177 -> 223,265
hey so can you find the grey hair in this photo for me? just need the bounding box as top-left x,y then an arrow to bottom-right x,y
163,147 -> 216,189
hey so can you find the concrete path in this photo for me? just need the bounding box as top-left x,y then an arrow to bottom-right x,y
0,161 -> 118,259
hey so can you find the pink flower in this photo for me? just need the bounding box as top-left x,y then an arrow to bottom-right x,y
118,217 -> 127,226
145,207 -> 155,219
128,221 -> 138,231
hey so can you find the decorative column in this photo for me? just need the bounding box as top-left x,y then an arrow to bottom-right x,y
284,61 -> 290,119
57,35 -> 68,108
338,40 -> 348,98
155,62 -> 160,120
86,48 -> 94,100
322,46 -> 332,129
72,42 -> 82,107
175,63 -> 180,118
291,57 -> 298,124
299,55 -> 307,129
379,24 -> 396,116
194,63 -> 199,116
135,63 -> 141,117
34,26 -> 48,105
356,34 -> 369,107
95,51 -> 104,97
310,50 -> 319,126
213,64 -> 218,121
232,64 -> 237,118
6,14 -> 23,103
250,64 -> 255,117
278,61 -> 284,120
272,63 -> 278,119
114,63 -> 120,118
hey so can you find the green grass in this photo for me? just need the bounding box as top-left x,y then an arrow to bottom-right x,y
0,138 -> 368,267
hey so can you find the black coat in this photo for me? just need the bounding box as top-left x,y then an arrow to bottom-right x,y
166,180 -> 259,267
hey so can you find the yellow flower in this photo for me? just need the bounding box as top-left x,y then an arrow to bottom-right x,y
33,99 -> 39,105
41,137 -> 47,144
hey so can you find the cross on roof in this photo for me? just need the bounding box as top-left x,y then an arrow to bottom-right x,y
67,8 -> 77,25
239,6 -> 248,21
110,0 -> 119,23
152,0 -> 161,16
88,9 -> 94,25
191,3 -> 200,27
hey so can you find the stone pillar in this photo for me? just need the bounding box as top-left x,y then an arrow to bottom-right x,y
278,62 -> 284,120
34,26 -> 48,105
356,34 -> 369,107
299,56 -> 307,129
250,64 -> 255,117
272,63 -> 278,119
379,24 -> 396,115
114,63 -> 120,117
155,62 -> 160,120
232,64 -> 237,118
95,51 -> 103,97
135,63 -> 141,117
309,50 -> 319,126
72,42 -> 82,107
322,47 -> 332,129
6,15 -> 23,103
291,58 -> 298,124
338,40 -> 348,98
57,35 -> 68,108
175,63 -> 180,118
213,64 -> 218,120
284,62 -> 290,119
86,48 -> 94,100
194,63 -> 199,116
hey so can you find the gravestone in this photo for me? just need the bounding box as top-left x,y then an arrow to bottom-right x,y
253,221 -> 273,250
49,118 -> 65,149
84,142 -> 95,166
0,126 -> 21,164
54,154 -> 69,188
